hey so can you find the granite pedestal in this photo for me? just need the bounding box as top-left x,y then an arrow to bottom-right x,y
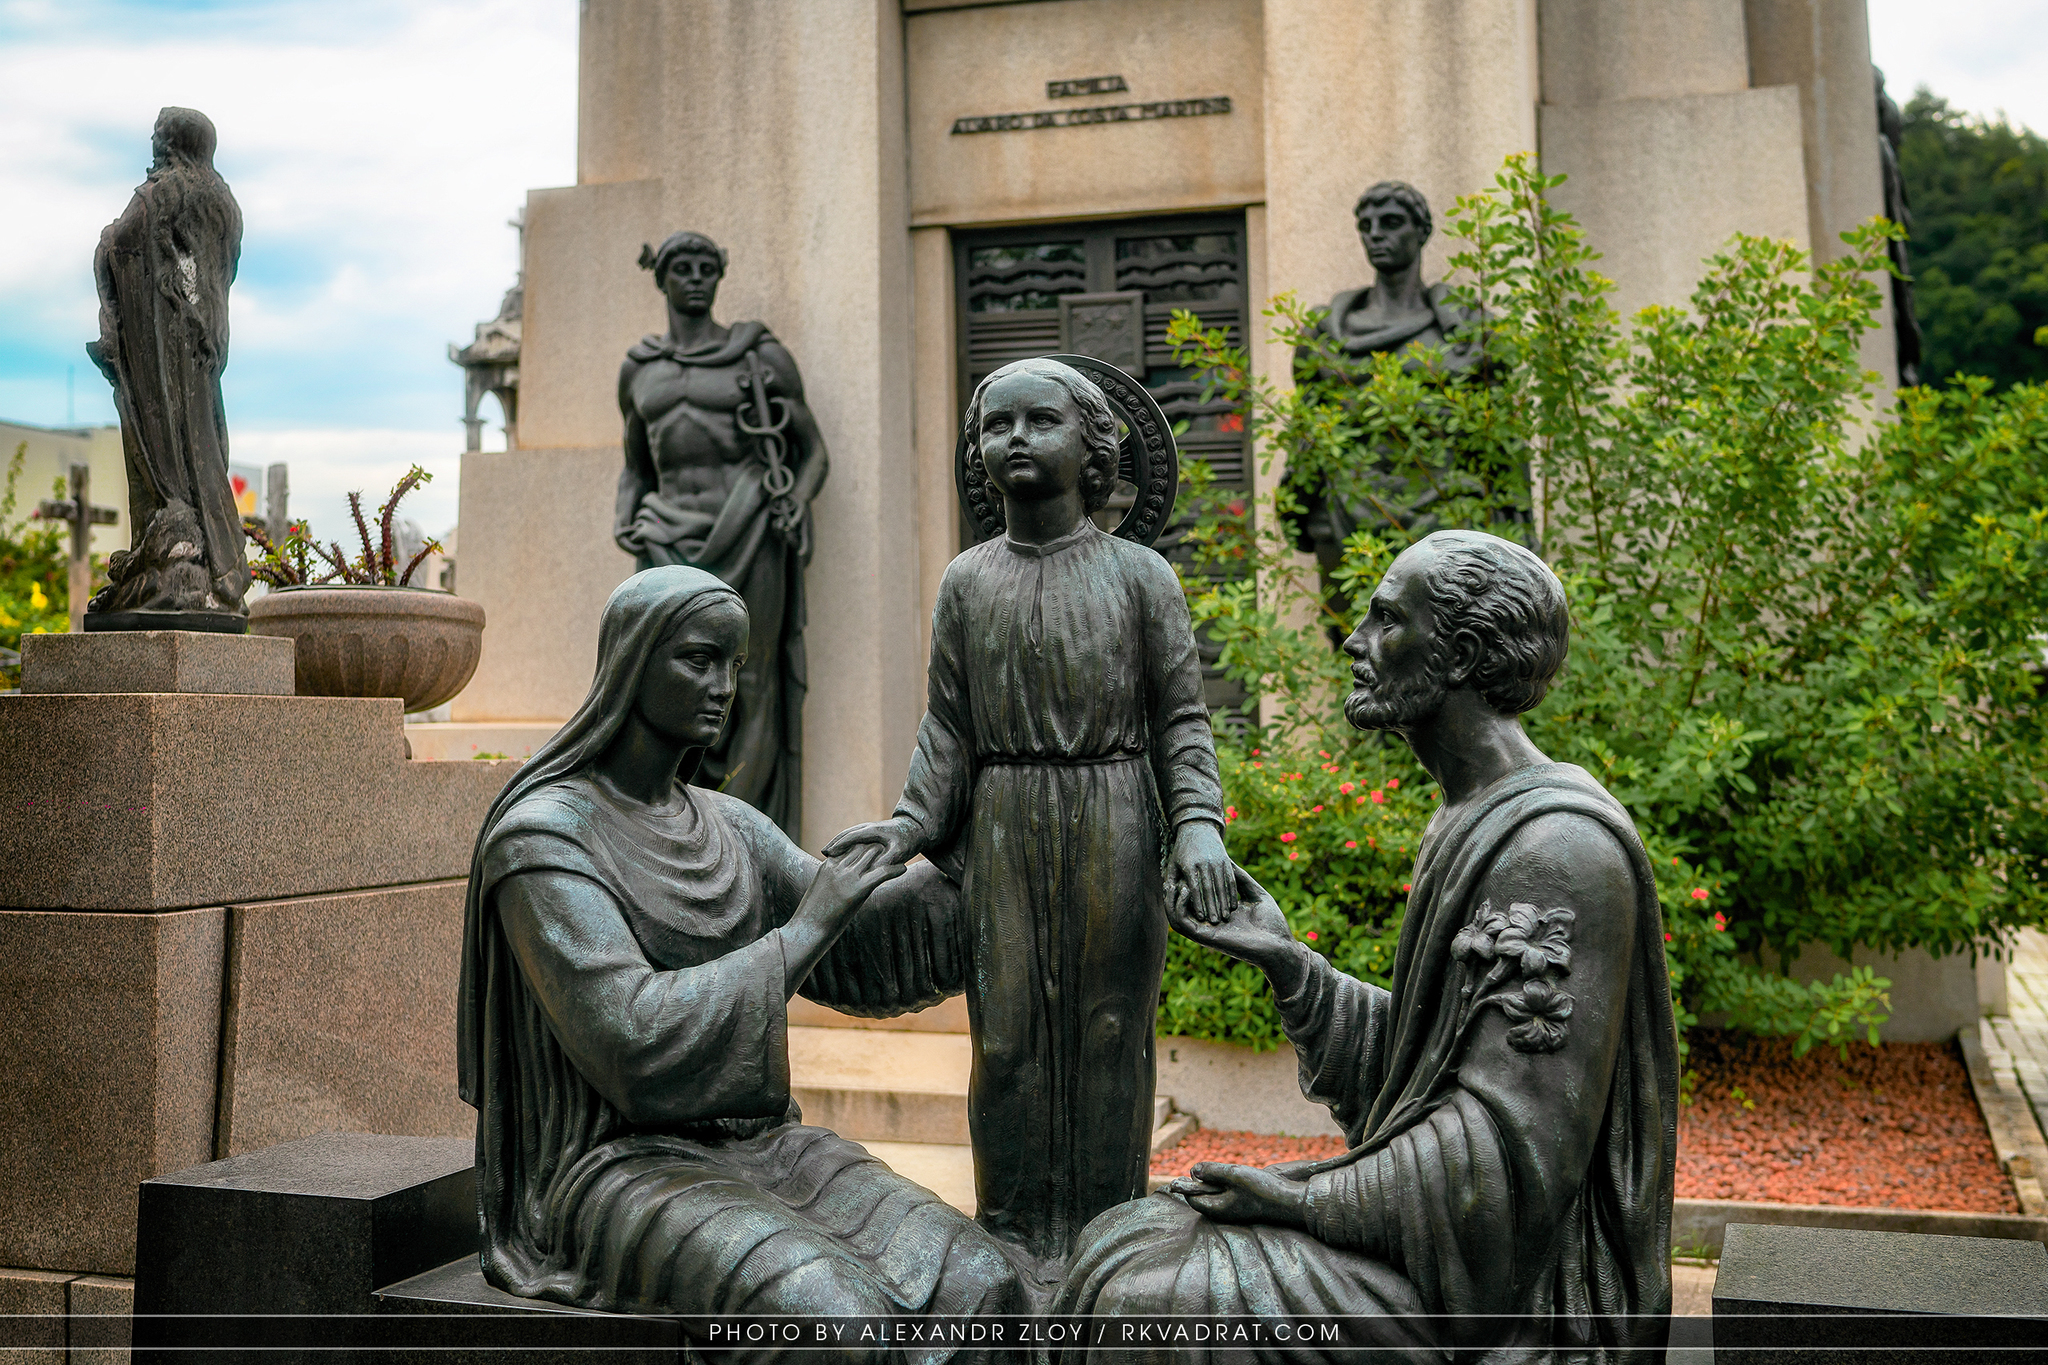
0,632 -> 516,1283
133,1133 -> 476,1364
1713,1222 -> 2048,1364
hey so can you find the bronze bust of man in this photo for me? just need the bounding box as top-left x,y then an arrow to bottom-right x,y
1057,530 -> 1679,1361
615,231 -> 828,838
1308,180 -> 1482,376
1287,183 -> 1492,602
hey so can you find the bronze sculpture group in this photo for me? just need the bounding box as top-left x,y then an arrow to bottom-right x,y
455,204 -> 1678,1354
86,114 -> 1675,1355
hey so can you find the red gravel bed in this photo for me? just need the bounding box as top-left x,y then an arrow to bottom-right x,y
1151,1128 -> 1349,1179
1151,1029 -> 2018,1215
1679,1028 -> 2017,1214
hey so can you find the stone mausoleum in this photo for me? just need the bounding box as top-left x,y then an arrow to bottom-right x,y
432,0 -> 1897,859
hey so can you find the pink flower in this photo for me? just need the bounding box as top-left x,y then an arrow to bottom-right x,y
1279,832 -> 1297,843
1305,930 -> 1318,941
1250,748 -> 1261,756
1344,840 -> 1358,850
1311,804 -> 1324,813
1251,762 -> 1263,769
1370,790 -> 1386,804
1401,882 -> 1412,892
1287,850 -> 1300,861
1690,888 -> 1709,901
1339,782 -> 1355,794
1387,778 -> 1401,790
1664,933 -> 1674,942
1713,913 -> 1728,931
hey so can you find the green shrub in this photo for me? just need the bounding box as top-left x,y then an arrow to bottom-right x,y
1163,153 -> 2048,1056
0,444 -> 71,686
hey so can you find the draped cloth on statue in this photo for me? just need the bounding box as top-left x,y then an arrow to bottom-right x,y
1056,764 -> 1677,1365
620,321 -> 806,835
463,779 -> 1022,1343
86,110 -> 247,614
892,521 -> 1225,1264
456,567 -> 1025,1358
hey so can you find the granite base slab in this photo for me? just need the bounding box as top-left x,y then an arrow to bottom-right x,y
216,881 -> 472,1157
0,693 -> 517,910
133,1133 -> 475,1365
0,908 -> 224,1276
20,630 -> 294,697
1712,1222 -> 2048,1364
374,1256 -> 684,1365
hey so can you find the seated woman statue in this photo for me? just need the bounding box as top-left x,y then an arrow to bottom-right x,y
455,565 -> 1027,1344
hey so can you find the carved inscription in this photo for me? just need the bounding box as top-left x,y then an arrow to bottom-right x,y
951,97 -> 1231,136
1047,74 -> 1128,99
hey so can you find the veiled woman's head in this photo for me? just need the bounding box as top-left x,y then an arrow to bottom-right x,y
585,567 -> 749,757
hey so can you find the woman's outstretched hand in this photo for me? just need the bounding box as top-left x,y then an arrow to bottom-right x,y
781,844 -> 906,998
821,817 -> 921,867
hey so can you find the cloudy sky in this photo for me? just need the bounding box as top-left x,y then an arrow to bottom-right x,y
1,0 -> 2043,541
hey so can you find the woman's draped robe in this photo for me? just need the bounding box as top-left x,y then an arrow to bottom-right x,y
617,322 -> 812,836
462,774 -> 1026,1351
890,522 -> 1226,1264
1056,764 -> 1678,1364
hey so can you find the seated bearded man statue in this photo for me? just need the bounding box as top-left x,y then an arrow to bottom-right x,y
1056,530 -> 1678,1363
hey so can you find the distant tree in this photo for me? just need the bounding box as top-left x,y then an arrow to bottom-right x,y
1899,90 -> 2048,389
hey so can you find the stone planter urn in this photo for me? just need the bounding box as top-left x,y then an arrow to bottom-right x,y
248,585 -> 485,714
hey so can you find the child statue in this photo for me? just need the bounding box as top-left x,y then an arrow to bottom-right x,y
827,358 -> 1234,1266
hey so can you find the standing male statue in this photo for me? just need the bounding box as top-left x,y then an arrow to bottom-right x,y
1057,530 -> 1678,1362
1286,183 -> 1489,591
85,106 -> 250,630
615,231 -> 828,838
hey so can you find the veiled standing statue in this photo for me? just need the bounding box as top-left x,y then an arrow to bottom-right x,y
85,106 -> 250,630
458,566 -> 1029,1354
616,231 -> 826,837
1057,531 -> 1678,1363
1286,182 -> 1488,583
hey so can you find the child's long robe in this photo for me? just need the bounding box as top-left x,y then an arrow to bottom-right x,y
893,520 -> 1226,1262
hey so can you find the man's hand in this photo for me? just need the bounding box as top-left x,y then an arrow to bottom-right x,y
1169,821 -> 1235,925
1170,1162 -> 1309,1229
822,817 -> 921,866
1168,864 -> 1305,994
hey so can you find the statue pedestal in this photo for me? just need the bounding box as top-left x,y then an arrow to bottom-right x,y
0,638 -> 517,1283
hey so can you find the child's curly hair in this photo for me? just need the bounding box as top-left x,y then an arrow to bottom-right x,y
963,359 -> 1122,513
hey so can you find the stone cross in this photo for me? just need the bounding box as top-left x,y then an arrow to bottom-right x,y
36,462 -> 119,632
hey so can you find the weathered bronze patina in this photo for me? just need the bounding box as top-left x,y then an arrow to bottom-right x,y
457,566 -> 1027,1349
615,232 -> 825,837
1287,182 -> 1489,576
831,358 -> 1231,1268
85,107 -> 250,631
1057,530 -> 1679,1361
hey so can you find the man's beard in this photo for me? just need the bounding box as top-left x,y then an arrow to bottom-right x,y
1345,658 -> 1449,733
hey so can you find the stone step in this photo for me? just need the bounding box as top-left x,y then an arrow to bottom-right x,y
788,1026 -> 970,1145
788,1026 -> 1199,1156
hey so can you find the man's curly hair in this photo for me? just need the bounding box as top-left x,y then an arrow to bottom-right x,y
1354,180 -> 1433,244
1413,529 -> 1568,715
964,359 -> 1121,514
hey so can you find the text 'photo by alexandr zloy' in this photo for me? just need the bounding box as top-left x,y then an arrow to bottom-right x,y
1160,152 -> 2048,1062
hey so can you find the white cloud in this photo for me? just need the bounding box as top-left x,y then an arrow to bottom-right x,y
1867,0 -> 2048,132
0,0 -> 575,528
229,427 -> 478,550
